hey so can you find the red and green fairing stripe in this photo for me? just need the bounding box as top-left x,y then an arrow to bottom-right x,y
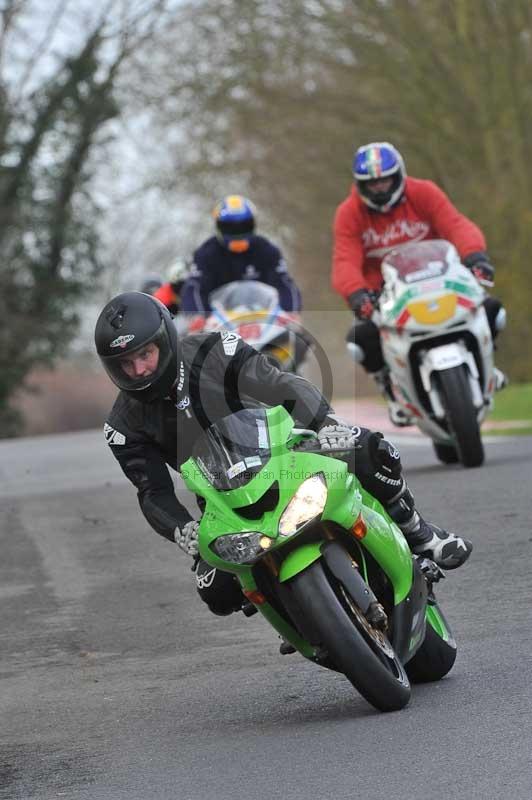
385,280 -> 478,326
444,279 -> 477,297
384,288 -> 418,323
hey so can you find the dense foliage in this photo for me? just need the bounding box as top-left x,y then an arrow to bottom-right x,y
3,0 -> 532,437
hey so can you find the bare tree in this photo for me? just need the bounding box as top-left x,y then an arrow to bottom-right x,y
0,0 -> 171,435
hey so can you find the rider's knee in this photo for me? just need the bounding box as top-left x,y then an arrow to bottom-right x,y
483,297 -> 506,340
346,320 -> 384,372
350,429 -> 404,503
195,559 -> 243,616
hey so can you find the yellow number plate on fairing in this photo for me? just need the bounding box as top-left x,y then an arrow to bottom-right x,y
407,293 -> 457,324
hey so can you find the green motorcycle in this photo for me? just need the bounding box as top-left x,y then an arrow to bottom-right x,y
181,406 -> 457,712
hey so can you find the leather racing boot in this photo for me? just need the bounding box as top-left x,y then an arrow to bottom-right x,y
386,482 -> 472,570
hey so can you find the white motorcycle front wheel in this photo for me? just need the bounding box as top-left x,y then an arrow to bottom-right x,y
434,365 -> 485,468
433,441 -> 459,465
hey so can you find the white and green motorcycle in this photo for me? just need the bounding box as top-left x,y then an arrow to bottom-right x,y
361,239 -> 500,467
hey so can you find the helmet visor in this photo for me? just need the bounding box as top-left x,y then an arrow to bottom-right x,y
217,218 -> 255,237
101,320 -> 175,392
356,171 -> 403,209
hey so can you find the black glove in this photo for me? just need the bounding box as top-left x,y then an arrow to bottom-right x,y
348,288 -> 376,321
463,252 -> 495,287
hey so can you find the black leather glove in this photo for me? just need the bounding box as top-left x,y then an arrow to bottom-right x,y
463,252 -> 495,287
348,288 -> 376,321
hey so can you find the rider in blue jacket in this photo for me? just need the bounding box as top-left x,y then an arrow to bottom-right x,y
180,195 -> 302,331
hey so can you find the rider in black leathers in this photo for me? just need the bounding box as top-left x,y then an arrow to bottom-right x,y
95,292 -> 472,616
180,195 -> 301,332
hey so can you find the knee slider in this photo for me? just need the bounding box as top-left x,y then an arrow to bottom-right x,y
347,342 -> 365,363
495,307 -> 507,332
196,562 -> 243,616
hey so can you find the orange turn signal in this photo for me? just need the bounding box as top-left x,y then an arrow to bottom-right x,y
243,589 -> 267,605
351,514 -> 367,540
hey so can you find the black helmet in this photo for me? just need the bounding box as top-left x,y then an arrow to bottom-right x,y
94,291 -> 179,402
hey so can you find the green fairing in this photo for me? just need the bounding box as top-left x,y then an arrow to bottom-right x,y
179,405 -> 455,677
251,602 -> 317,658
278,543 -> 322,582
426,603 -> 455,644
181,405 -> 412,600
354,489 -> 413,604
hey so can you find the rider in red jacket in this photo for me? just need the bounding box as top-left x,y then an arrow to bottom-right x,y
332,142 -> 507,425
152,258 -> 189,316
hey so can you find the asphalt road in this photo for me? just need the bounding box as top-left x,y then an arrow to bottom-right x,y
1,429 -> 531,800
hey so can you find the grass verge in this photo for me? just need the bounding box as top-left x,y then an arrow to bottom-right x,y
484,382 -> 532,435
490,382 -> 532,421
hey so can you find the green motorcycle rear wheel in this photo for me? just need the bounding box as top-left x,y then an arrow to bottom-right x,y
405,611 -> 457,683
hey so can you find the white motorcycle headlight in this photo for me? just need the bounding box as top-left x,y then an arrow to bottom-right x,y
211,531 -> 271,564
279,474 -> 328,537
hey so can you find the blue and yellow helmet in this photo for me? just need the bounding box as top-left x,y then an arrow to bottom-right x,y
213,195 -> 256,253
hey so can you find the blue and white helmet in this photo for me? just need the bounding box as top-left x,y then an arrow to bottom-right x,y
353,142 -> 406,212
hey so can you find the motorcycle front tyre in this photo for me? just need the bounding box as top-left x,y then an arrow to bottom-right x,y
436,365 -> 484,467
289,560 -> 411,712
433,441 -> 459,464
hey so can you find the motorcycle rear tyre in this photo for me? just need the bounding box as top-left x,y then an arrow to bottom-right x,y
405,620 -> 457,683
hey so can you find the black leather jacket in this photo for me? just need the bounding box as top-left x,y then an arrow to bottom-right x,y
104,331 -> 331,542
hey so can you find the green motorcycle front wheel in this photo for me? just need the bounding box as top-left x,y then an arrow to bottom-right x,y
289,560 -> 411,712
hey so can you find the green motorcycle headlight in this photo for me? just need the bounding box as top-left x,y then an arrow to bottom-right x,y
211,531 -> 271,564
279,474 -> 328,536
